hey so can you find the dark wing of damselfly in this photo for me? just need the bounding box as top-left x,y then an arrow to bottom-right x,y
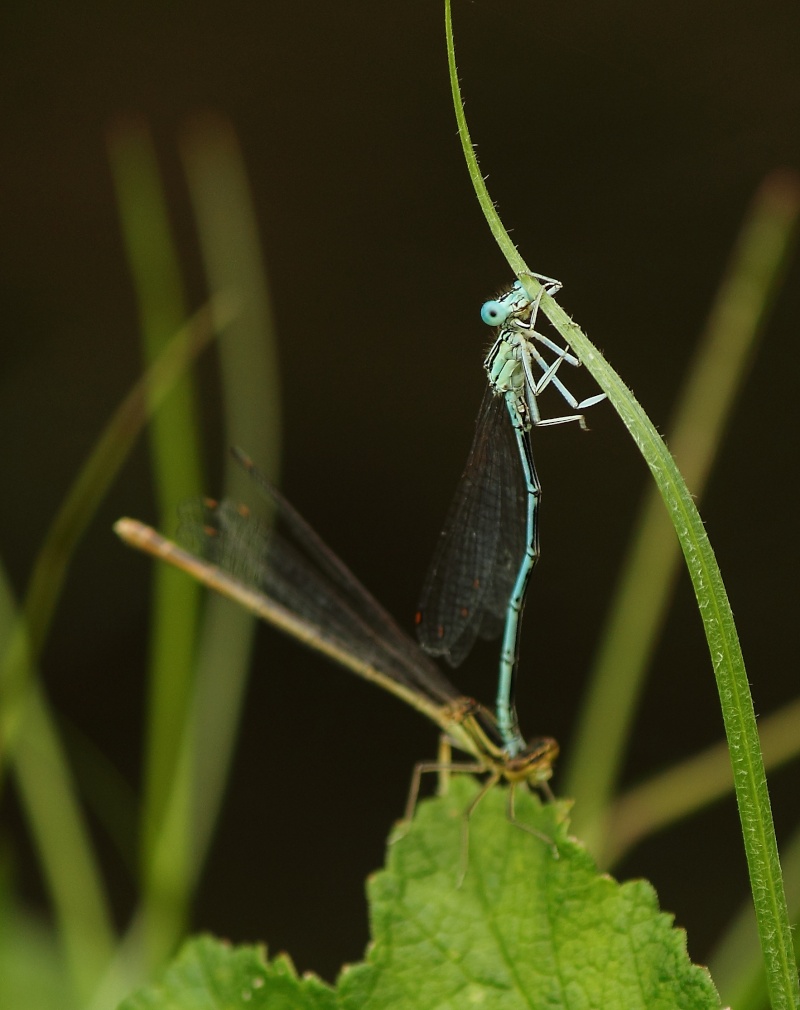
177,453 -> 460,707
415,387 -> 531,667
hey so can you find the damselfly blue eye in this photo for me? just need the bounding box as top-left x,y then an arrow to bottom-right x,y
481,299 -> 510,326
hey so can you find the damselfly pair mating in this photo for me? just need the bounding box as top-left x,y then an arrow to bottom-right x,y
416,275 -> 604,762
115,273 -> 605,837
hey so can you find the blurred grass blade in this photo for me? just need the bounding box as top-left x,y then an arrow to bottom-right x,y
0,299 -> 225,762
564,171 -> 800,848
445,5 -> 800,1006
109,117 -> 206,972
181,111 -> 281,482
0,300 -> 225,1003
99,114 -> 283,997
0,570 -> 115,1003
15,685 -> 117,1002
177,110 -> 281,865
108,117 -> 204,528
605,695 -> 800,866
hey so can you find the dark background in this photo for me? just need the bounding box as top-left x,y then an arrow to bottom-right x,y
3,0 -> 800,986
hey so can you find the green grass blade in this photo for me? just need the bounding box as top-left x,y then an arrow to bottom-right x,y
14,688 -> 116,1003
564,171 -> 800,849
0,301 -> 225,764
0,570 -> 115,1004
99,117 -> 283,1002
0,302 -> 224,1004
445,4 -> 799,1005
180,112 -> 281,482
444,0 -> 530,274
178,111 -> 281,865
108,118 -> 204,524
710,821 -> 800,1008
534,223 -> 799,1010
108,117 -> 206,972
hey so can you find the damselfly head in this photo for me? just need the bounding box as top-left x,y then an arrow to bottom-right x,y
504,736 -> 559,786
480,280 -> 531,327
481,273 -> 564,328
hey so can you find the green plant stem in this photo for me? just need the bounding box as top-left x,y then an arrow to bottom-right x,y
711,819 -> 800,1008
536,237 -> 799,1010
445,0 -> 524,275
445,2 -> 799,1005
565,170 -> 800,849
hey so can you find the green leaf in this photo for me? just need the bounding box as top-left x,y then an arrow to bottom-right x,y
118,781 -> 722,1010
340,779 -> 721,1010
117,935 -> 336,1010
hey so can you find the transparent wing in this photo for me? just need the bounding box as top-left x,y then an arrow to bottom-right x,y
415,388 -> 533,666
177,458 -> 460,706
